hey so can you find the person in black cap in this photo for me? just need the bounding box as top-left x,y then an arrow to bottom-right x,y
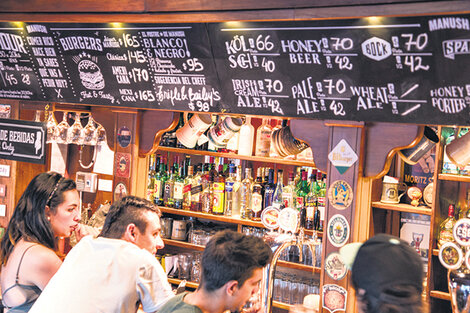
340,233 -> 428,313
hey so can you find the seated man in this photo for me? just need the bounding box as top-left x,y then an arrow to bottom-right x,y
158,229 -> 272,313
30,196 -> 174,313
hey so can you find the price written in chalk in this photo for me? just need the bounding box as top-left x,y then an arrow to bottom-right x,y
182,58 -> 204,71
128,68 -> 149,83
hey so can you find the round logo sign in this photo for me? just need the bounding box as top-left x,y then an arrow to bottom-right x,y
327,214 -> 350,248
328,180 -> 353,211
261,206 -> 280,230
113,182 -> 128,202
325,252 -> 347,281
117,126 -> 132,148
278,207 -> 299,233
454,218 -> 470,247
439,241 -> 463,270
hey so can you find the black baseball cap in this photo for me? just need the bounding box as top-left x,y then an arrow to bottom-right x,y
339,234 -> 424,302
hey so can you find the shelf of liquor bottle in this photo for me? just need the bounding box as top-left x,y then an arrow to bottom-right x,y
430,290 -> 450,301
371,202 -> 432,216
167,277 -> 293,310
162,238 -> 320,273
157,146 -> 315,167
160,207 -> 322,238
438,173 -> 470,182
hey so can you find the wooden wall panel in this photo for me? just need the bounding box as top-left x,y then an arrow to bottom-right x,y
0,0 -> 145,13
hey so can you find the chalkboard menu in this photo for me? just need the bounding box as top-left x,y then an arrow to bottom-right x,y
0,15 -> 470,125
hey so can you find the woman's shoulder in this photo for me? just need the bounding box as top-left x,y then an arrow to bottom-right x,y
23,243 -> 61,267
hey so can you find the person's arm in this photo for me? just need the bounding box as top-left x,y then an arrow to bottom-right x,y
23,245 -> 62,290
136,255 -> 175,313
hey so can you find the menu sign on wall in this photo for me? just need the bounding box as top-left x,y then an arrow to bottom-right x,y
0,16 -> 469,125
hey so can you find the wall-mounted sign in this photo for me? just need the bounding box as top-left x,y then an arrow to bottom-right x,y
117,126 -> 132,148
328,180 -> 353,210
0,119 -> 46,164
322,284 -> 347,313
113,182 -> 128,202
328,139 -> 358,175
0,184 -> 6,197
0,165 -> 10,177
114,152 -> 131,178
327,214 -> 350,248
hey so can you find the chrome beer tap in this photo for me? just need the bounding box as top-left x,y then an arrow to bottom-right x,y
260,207 -> 321,313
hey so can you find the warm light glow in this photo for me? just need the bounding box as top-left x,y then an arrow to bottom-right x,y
110,22 -> 123,28
366,16 -> 382,24
12,22 -> 24,28
225,21 -> 243,28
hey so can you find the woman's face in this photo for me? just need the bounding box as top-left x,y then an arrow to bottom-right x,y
47,189 -> 81,238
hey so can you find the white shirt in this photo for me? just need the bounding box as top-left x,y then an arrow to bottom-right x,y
30,236 -> 174,313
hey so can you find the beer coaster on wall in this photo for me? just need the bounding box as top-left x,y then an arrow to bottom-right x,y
439,242 -> 463,270
278,207 -> 299,233
325,252 -> 347,281
327,214 -> 350,248
453,218 -> 470,247
117,126 -> 132,148
328,139 -> 358,175
328,180 -> 353,210
113,182 -> 128,202
322,284 -> 347,313
115,152 -> 131,178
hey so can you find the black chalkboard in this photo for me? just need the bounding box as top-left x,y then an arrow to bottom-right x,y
0,16 -> 469,125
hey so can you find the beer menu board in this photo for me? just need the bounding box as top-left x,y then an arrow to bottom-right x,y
0,15 -> 470,125
0,23 -> 221,111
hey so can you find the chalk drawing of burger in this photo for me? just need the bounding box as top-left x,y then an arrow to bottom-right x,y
78,59 -> 105,90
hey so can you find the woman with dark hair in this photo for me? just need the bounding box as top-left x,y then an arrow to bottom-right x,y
0,172 -> 80,312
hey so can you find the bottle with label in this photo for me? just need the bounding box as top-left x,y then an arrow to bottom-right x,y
155,162 -> 167,206
225,164 -> 237,216
173,165 -> 184,210
305,170 -> 318,230
163,165 -> 176,208
175,114 -> 186,149
191,164 -> 203,212
251,168 -> 265,221
272,169 -> 284,210
282,172 -> 296,208
146,154 -> 157,202
316,172 -> 326,232
240,168 -> 253,219
438,204 -> 457,248
232,165 -> 242,217
201,163 -> 213,214
295,171 -> 309,211
255,118 -> 272,157
183,165 -> 193,211
238,116 -> 255,156
212,164 -> 226,215
263,169 -> 276,209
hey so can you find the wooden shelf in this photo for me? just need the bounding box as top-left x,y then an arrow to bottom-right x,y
438,173 -> 470,182
157,146 -> 315,167
160,207 -> 322,238
167,277 -> 294,310
430,290 -> 450,301
371,201 -> 432,215
163,238 -> 205,251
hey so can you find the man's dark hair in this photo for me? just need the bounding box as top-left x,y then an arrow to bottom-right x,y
99,196 -> 161,239
199,230 -> 272,292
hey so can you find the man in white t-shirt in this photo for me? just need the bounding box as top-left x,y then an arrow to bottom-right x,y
30,196 -> 174,313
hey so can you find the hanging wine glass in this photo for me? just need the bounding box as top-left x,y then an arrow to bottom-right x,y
46,111 -> 58,144
67,113 -> 83,145
94,122 -> 107,146
54,112 -> 70,144
80,114 -> 97,146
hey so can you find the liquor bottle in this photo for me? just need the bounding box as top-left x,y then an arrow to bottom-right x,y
212,164 -> 226,215
224,164 -> 237,216
173,165 -> 184,210
251,167 -> 265,221
282,172 -> 296,208
272,169 -> 284,210
232,165 -> 242,217
240,168 -> 253,219
238,116 -> 255,156
295,171 -> 309,211
255,118 -> 272,157
191,164 -> 203,212
175,113 -> 186,148
438,204 -> 457,248
263,169 -> 276,209
183,155 -> 191,179
183,165 -> 193,211
163,165 -> 175,208
269,119 -> 282,158
316,172 -> 326,232
201,163 -> 213,214
146,154 -> 157,202
305,170 -> 318,230
155,162 -> 167,206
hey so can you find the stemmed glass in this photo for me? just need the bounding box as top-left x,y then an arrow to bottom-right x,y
46,112 -> 58,144
54,112 -> 70,144
67,113 -> 83,145
80,114 -> 97,146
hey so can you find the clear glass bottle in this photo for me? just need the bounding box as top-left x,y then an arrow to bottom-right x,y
251,167 -> 265,221
255,118 -> 272,157
212,164 -> 226,215
240,168 -> 253,219
238,116 -> 255,156
201,163 -> 213,214
146,154 -> 157,202
191,164 -> 203,212
232,165 -> 242,217
272,169 -> 284,210
183,165 -> 193,211
438,204 -> 457,248
282,172 -> 296,208
224,164 -> 236,216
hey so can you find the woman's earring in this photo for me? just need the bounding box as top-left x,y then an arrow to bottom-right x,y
47,216 -> 51,221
